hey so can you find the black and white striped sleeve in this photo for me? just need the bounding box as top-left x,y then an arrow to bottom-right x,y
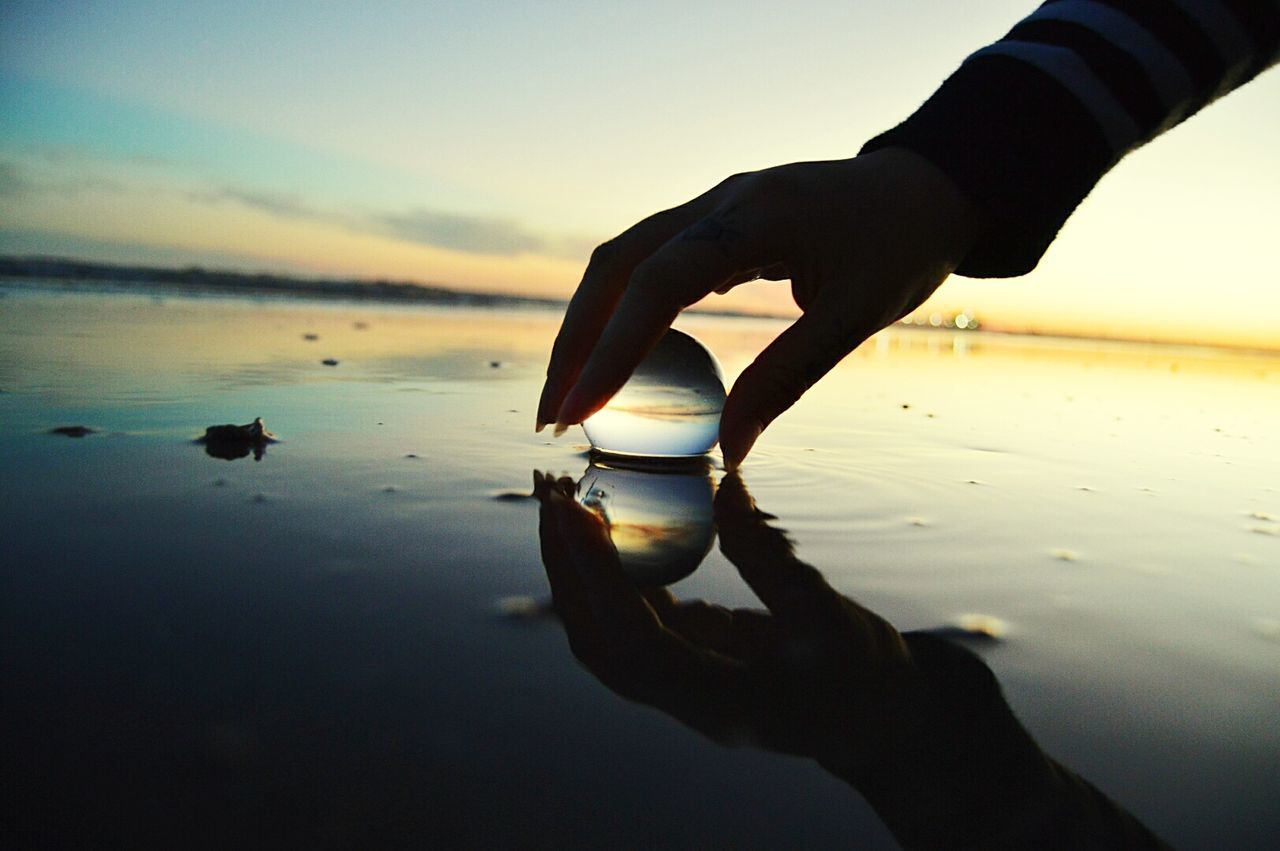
860,0 -> 1280,278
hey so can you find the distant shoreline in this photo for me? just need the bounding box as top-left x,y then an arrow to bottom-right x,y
3,255 -> 1276,355
0,255 -> 785,322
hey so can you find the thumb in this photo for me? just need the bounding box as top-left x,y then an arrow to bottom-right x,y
720,305 -> 873,471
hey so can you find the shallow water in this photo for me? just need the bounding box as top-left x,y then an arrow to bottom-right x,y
1,284 -> 1277,848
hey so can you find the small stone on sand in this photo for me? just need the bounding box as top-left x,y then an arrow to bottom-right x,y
197,417 -> 277,461
48,425 -> 97,437
494,596 -> 550,619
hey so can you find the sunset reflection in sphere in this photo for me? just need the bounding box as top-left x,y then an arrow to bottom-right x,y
582,328 -> 726,458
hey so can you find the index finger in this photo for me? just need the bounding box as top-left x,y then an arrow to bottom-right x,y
535,180 -> 739,431
553,209 -> 787,428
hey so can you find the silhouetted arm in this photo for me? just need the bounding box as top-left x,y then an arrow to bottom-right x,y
538,2 -> 1279,470
839,631 -> 1171,850
862,0 -> 1280,276
534,472 -> 1174,849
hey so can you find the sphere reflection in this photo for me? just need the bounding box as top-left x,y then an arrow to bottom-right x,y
582,328 -> 726,458
577,457 -> 716,587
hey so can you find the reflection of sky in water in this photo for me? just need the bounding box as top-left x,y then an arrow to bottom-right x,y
578,460 -> 715,586
2,286 -> 1279,847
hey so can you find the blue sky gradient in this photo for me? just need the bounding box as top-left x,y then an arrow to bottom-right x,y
2,1 -> 1277,346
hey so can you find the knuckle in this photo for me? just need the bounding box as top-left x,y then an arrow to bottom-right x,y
587,238 -> 622,270
718,170 -> 754,191
740,361 -> 816,411
738,166 -> 801,206
627,257 -> 681,301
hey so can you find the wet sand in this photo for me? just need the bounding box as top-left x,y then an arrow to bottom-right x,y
1,284 -> 1277,847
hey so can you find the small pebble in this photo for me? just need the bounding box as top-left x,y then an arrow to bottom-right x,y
956,613 -> 1009,639
490,490 -> 534,502
321,359 -> 339,366
303,333 -> 319,341
494,596 -> 544,618
49,425 -> 96,437
1050,548 -> 1081,561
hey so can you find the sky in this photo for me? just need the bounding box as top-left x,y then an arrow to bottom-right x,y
1,0 -> 1277,349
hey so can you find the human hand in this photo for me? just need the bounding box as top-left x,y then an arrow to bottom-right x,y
533,472 -> 1167,848
533,469 -> 917,764
536,148 -> 980,469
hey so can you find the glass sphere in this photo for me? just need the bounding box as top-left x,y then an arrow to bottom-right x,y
577,459 -> 715,586
582,328 -> 726,458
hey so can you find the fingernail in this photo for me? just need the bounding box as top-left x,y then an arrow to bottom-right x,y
723,422 -> 763,473
553,422 -> 570,438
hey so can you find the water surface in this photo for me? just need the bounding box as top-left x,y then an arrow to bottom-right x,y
1,284 -> 1277,848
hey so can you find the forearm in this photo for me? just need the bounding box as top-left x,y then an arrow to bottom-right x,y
825,633 -> 1172,849
862,0 -> 1280,278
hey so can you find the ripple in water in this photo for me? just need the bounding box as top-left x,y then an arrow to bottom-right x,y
582,329 -> 725,459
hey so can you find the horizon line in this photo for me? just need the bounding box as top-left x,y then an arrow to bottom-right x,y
2,253 -> 1277,357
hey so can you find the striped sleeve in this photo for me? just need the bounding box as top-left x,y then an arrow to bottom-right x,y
861,0 -> 1280,278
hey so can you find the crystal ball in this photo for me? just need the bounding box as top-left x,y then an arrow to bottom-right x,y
577,459 -> 715,586
582,328 -> 726,458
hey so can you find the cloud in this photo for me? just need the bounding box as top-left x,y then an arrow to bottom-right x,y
2,153 -> 597,262
197,184 -> 598,261
373,209 -> 547,257
0,161 -> 31,196
0,158 -> 125,196
211,188 -> 319,220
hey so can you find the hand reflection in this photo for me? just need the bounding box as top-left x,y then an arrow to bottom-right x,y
534,471 -> 1169,850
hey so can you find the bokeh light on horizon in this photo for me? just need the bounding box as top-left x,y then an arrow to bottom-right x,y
1,1 -> 1277,349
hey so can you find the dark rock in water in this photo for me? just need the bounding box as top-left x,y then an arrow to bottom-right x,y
321,358 -> 339,366
924,614 -> 1009,644
49,425 -> 97,437
923,626 -> 1004,644
490,490 -> 535,502
197,417 -> 278,461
